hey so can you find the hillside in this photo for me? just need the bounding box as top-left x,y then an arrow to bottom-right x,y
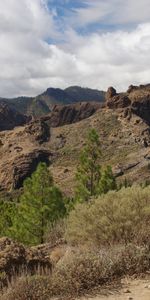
0,83 -> 150,193
0,86 -> 105,118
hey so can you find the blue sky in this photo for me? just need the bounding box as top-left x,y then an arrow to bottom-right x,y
0,0 -> 150,97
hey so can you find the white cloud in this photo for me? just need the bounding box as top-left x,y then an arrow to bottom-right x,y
69,0 -> 150,28
0,0 -> 150,97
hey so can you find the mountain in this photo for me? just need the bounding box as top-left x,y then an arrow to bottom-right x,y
0,83 -> 150,192
64,86 -> 105,102
0,86 -> 105,117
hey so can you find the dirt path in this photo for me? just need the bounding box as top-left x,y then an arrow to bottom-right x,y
80,277 -> 150,300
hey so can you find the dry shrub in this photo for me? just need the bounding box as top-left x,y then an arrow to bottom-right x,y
50,244 -> 150,297
45,219 -> 65,245
1,275 -> 52,300
1,244 -> 149,299
66,185 -> 150,247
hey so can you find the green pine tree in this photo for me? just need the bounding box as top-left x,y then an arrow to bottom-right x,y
11,162 -> 66,245
99,165 -> 117,194
75,128 -> 101,202
75,129 -> 117,202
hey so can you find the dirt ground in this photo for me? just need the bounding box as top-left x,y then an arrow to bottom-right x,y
80,277 -> 150,300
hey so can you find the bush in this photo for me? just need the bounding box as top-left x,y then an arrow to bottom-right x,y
45,219 -> 66,245
46,244 -> 150,297
1,275 -> 52,300
1,244 -> 149,299
66,185 -> 150,246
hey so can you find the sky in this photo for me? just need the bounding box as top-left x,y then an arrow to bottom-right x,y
0,0 -> 150,97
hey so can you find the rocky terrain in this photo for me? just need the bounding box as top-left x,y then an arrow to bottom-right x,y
0,84 -> 150,193
80,277 -> 150,300
0,102 -> 30,131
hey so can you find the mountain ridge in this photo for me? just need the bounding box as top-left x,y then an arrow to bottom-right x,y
0,86 -> 105,117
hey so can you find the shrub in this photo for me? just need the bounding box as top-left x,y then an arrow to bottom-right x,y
66,185 -> 150,247
49,244 -> 150,297
1,275 -> 52,300
45,219 -> 66,245
1,245 -> 149,299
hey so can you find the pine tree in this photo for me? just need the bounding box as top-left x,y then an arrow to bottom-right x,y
11,163 -> 66,245
75,129 -> 117,202
76,128 -> 101,202
99,165 -> 117,194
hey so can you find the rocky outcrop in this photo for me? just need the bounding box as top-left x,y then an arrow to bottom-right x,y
105,87 -> 131,109
25,120 -> 50,144
0,237 -> 52,287
0,102 -> 30,131
131,99 -> 150,125
106,84 -> 150,125
43,102 -> 101,127
11,150 -> 52,189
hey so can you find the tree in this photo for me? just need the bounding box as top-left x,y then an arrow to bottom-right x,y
76,128 -> 101,202
99,165 -> 117,194
11,163 -> 66,245
75,128 -> 117,202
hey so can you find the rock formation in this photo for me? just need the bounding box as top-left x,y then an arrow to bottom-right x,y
0,237 -> 52,287
0,102 -> 30,131
105,87 -> 131,109
42,102 -> 101,128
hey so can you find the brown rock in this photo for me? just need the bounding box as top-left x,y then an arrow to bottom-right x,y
105,87 -> 131,109
42,102 -> 101,127
25,119 -> 50,144
0,102 -> 30,131
11,150 -> 52,189
105,87 -> 117,100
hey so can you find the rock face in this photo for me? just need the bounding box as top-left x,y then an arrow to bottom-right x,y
25,119 -> 50,144
0,102 -> 30,131
0,237 -> 52,287
47,102 -> 101,127
11,150 -> 52,189
106,84 -> 150,125
106,87 -> 131,109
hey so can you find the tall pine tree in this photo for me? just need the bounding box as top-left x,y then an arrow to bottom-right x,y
75,128 -> 117,202
11,163 -> 66,245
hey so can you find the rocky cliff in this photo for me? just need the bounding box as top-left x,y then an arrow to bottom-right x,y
105,84 -> 150,124
44,101 -> 101,127
0,102 -> 30,131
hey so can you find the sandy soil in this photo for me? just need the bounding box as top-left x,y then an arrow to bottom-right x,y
80,277 -> 150,300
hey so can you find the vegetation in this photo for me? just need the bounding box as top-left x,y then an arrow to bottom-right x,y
10,163 -> 66,245
66,185 -> 150,246
0,128 -> 150,299
76,128 -> 117,202
1,245 -> 149,299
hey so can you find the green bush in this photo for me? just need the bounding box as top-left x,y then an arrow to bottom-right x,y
66,185 -> 150,246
